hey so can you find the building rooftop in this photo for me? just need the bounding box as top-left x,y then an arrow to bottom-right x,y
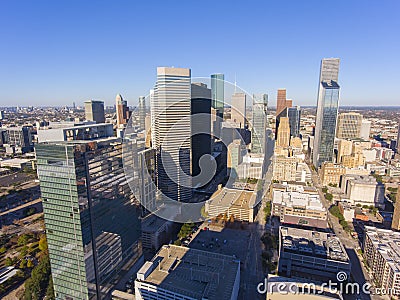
365,226 -> 400,273
208,187 -> 257,209
280,227 -> 349,262
136,245 -> 239,300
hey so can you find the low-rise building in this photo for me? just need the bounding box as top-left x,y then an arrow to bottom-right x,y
205,186 -> 258,222
134,245 -> 240,300
278,227 -> 351,283
273,155 -> 297,182
320,162 -> 345,187
272,184 -> 327,229
363,226 -> 400,295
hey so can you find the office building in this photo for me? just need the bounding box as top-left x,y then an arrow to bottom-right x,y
85,100 -> 105,124
272,184 -> 327,228
141,214 -> 176,253
36,138 -> 142,299
313,58 -> 340,168
336,112 -> 362,139
0,110 -> 4,120
4,126 -> 33,152
227,139 -> 245,178
364,226 -> 400,294
276,117 -> 290,148
320,162 -> 345,187
340,174 -> 385,208
272,155 -> 297,182
251,93 -> 268,154
149,89 -> 156,148
191,83 -> 212,188
397,122 -> 400,153
211,73 -> 224,118
116,94 -> 129,127
337,139 -> 353,163
135,245 -> 240,300
360,119 -> 371,140
341,152 -> 365,168
231,92 -> 247,128
205,186 -> 258,222
276,89 -> 292,117
37,123 -> 113,142
153,67 -> 192,202
391,187 -> 400,230
288,106 -> 301,138
278,227 -> 350,283
138,96 -> 146,130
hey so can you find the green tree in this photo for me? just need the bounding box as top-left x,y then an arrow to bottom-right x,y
18,234 -> 31,246
5,257 -> 14,266
38,235 -> 48,252
46,276 -> 55,300
24,255 -> 52,300
20,259 -> 27,269
0,246 -> 6,254
27,259 -> 34,268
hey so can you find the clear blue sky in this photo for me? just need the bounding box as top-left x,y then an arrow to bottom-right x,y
1,0 -> 399,107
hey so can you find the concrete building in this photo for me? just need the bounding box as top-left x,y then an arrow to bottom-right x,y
36,138 -> 142,299
231,92 -> 247,128
278,227 -> 350,283
337,139 -> 353,163
363,226 -> 400,295
276,117 -> 290,148
227,139 -> 245,178
391,187 -> 400,231
116,94 -> 129,127
251,93 -> 268,154
37,123 -> 114,142
236,161 -> 263,180
320,162 -> 345,187
138,96 -> 146,130
313,58 -> 340,168
84,100 -> 105,123
141,214 -> 175,253
4,126 -> 33,152
205,187 -> 258,222
341,152 -> 365,168
336,112 -> 362,139
341,174 -> 385,208
272,184 -> 327,229
273,155 -> 297,182
135,245 -> 240,300
153,67 -> 192,202
360,119 -> 371,140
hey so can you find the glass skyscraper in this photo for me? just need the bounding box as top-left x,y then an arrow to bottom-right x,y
36,138 -> 142,299
251,93 -> 268,154
287,106 -> 301,138
313,58 -> 340,168
211,73 -> 224,118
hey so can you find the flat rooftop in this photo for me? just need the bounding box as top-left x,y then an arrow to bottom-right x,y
136,245 -> 239,300
280,227 -> 349,262
208,187 -> 257,209
365,226 -> 400,273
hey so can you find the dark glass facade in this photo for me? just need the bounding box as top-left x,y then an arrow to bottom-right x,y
211,74 -> 224,118
287,106 -> 301,138
36,138 -> 142,299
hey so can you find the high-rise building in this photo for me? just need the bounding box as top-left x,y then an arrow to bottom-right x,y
337,139 -> 353,163
149,89 -> 156,147
0,110 -> 4,120
5,126 -> 33,152
36,138 -> 142,299
287,106 -> 301,138
276,117 -> 290,148
154,67 -> 192,202
251,93 -> 268,154
85,100 -> 105,124
116,94 -> 129,127
191,82 -> 212,188
360,119 -> 371,140
211,73 -> 224,117
275,89 -> 293,135
391,186 -> 400,230
397,122 -> 400,153
138,96 -> 146,130
227,139 -> 244,177
312,58 -> 340,168
231,92 -> 247,128
336,112 -> 362,139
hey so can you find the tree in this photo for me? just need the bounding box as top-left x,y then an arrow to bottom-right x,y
46,276 -> 55,300
38,235 -> 48,252
18,234 -> 31,246
27,259 -> 34,268
5,257 -> 14,266
325,193 -> 333,201
24,255 -> 52,300
20,259 -> 27,269
0,246 -> 7,254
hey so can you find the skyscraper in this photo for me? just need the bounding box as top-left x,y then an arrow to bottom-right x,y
138,96 -> 146,130
336,112 -> 362,139
231,92 -> 247,128
396,122 -> 400,153
153,67 -> 192,202
287,106 -> 301,138
360,119 -> 372,140
191,83 -> 212,188
116,94 -> 129,127
36,138 -> 142,299
251,93 -> 268,154
211,73 -> 224,117
312,58 -> 340,168
275,89 -> 292,135
276,117 -> 290,148
85,100 -> 105,124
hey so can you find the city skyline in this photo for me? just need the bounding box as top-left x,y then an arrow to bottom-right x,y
1,1 -> 400,106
